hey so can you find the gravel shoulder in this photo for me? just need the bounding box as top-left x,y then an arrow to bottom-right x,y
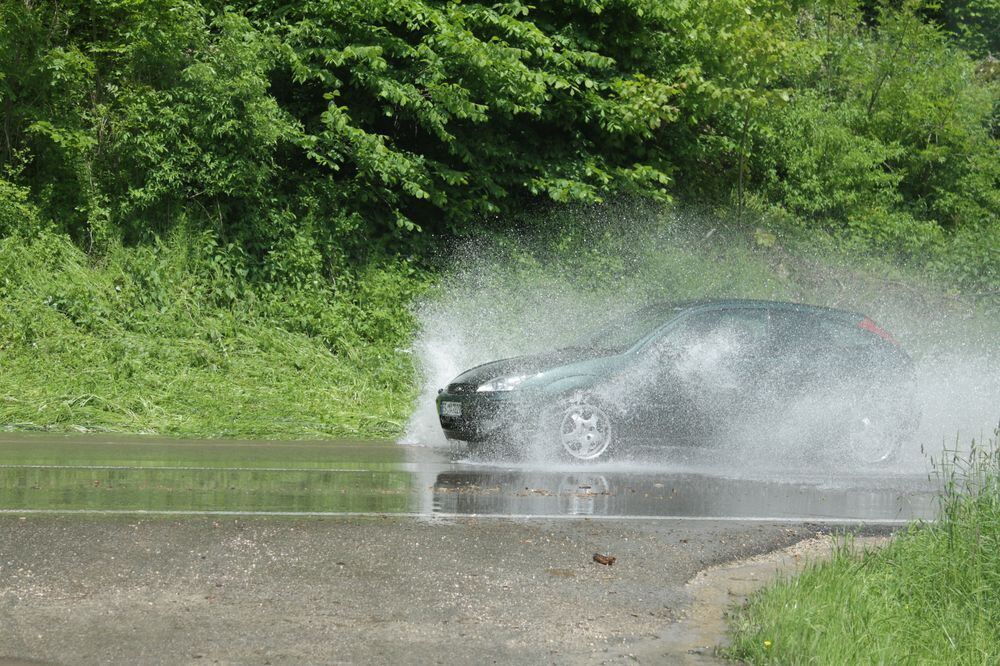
0,515 -> 832,665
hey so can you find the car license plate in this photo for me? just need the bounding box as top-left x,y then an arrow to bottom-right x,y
441,401 -> 462,417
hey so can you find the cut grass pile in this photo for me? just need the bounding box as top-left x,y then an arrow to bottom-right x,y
727,429 -> 1000,664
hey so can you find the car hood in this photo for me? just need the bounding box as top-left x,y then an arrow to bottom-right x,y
449,348 -> 617,388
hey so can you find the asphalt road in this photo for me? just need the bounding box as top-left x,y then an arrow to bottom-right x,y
1,514 -> 840,665
0,435 -> 936,664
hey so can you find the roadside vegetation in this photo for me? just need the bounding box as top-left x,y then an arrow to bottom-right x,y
727,428 -> 1000,664
0,231 -> 427,437
1,0 -> 997,436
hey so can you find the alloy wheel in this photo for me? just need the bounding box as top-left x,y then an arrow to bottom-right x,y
558,403 -> 612,460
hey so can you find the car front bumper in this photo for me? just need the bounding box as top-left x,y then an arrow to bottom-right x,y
435,386 -> 537,443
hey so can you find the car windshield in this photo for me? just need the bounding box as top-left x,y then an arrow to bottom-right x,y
572,304 -> 682,353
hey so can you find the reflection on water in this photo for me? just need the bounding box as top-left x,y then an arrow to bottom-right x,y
1,467 -> 412,513
0,434 -> 938,521
0,434 -> 411,513
431,469 -> 937,521
0,433 -> 403,469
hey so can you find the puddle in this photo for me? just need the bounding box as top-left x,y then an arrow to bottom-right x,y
0,434 -> 939,522
0,434 -> 410,514
429,468 -> 935,522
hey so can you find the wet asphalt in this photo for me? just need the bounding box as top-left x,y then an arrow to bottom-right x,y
1,514 -> 842,665
0,436 -> 936,664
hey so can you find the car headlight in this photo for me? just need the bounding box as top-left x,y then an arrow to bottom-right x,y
477,374 -> 528,392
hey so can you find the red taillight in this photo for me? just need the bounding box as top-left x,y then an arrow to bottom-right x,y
858,317 -> 900,347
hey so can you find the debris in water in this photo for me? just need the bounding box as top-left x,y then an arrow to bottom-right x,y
593,553 -> 616,566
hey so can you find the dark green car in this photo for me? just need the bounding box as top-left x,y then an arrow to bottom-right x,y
436,299 -> 917,464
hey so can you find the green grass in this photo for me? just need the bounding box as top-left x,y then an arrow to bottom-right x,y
0,320 -> 412,438
727,430 -> 1000,665
0,230 -> 425,439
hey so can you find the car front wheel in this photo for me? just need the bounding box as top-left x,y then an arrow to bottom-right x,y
547,398 -> 615,461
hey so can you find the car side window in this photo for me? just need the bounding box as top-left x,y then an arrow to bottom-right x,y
653,308 -> 770,390
771,312 -> 876,355
662,308 -> 769,357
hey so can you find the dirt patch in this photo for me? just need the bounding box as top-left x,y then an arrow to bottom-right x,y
635,534 -> 891,663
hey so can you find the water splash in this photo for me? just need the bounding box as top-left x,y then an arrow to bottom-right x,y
402,208 -> 1000,475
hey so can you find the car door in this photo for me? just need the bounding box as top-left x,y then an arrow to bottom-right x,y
634,306 -> 771,442
766,310 -> 880,398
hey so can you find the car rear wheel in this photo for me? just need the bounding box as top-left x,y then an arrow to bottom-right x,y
844,413 -> 902,465
548,399 -> 614,461
843,387 -> 916,465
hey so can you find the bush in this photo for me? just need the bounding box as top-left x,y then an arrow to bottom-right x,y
0,178 -> 40,237
1,1 -> 997,311
748,2 -> 999,294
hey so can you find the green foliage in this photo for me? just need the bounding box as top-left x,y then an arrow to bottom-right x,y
0,0 -> 998,440
760,96 -> 906,222
257,0 -> 687,244
1,0 -> 997,290
102,7 -> 297,242
932,0 -> 1000,55
743,1 -> 999,289
936,220 -> 1000,294
650,0 -> 806,201
0,230 -> 429,437
1,0 -> 697,256
0,177 -> 40,237
728,431 -> 1000,664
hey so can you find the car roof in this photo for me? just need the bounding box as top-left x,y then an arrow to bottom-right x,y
662,298 -> 866,324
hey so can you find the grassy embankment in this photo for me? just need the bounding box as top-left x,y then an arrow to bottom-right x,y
727,429 -> 1000,664
0,230 -> 426,439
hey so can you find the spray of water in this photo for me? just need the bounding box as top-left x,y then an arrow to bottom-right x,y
402,206 -> 1000,475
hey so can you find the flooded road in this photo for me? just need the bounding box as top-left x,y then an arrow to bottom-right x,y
0,434 -> 938,523
0,433 -> 939,664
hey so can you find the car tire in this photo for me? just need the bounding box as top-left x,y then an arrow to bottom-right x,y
540,396 -> 616,462
842,385 -> 916,466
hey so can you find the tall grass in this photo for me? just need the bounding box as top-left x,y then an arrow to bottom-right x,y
727,426 -> 1000,664
0,230 -> 427,438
